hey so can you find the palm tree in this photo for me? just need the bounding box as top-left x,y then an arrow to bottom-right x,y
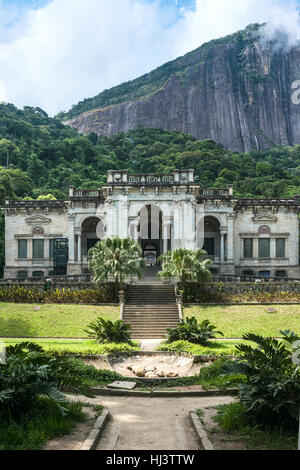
158,248 -> 212,285
88,237 -> 145,296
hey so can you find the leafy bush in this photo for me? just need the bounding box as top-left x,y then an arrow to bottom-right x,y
0,342 -> 91,420
0,285 -> 118,304
180,283 -> 300,304
166,317 -> 223,345
85,317 -> 132,344
61,357 -> 122,385
222,331 -> 300,426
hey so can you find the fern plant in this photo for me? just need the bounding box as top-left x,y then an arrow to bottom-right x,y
85,317 -> 132,344
166,317 -> 223,345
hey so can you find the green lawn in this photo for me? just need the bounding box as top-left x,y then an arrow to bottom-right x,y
184,304 -> 300,337
1,338 -> 139,354
158,339 -> 252,356
0,303 -> 119,338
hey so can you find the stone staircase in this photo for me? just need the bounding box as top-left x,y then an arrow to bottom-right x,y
123,284 -> 180,339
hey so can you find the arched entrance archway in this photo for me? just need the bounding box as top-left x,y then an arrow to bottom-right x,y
198,216 -> 222,261
80,217 -> 103,259
136,204 -> 168,265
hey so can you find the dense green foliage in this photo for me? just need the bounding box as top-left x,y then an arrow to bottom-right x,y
0,342 -> 91,420
214,402 -> 298,450
61,24 -> 262,119
166,317 -> 224,345
2,104 -> 300,202
158,248 -> 212,284
85,317 -> 132,344
222,331 -> 300,426
89,237 -> 144,294
181,282 -> 300,303
0,285 -> 118,303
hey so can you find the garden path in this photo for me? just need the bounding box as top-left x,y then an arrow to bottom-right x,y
76,395 -> 233,450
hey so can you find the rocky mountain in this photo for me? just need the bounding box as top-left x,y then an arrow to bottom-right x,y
63,24 -> 300,153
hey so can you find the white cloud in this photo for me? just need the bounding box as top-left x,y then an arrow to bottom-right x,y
0,0 -> 299,115
171,0 -> 300,57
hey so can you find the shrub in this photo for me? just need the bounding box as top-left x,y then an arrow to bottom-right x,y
166,317 -> 223,345
0,342 -> 91,420
85,317 -> 132,344
0,284 -> 118,304
222,331 -> 300,426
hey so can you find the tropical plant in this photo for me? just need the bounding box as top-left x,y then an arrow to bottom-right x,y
0,342 -> 91,419
158,248 -> 212,284
88,237 -> 145,295
166,317 -> 223,345
222,331 -> 300,426
85,317 -> 132,344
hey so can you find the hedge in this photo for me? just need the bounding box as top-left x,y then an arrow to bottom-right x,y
0,285 -> 119,304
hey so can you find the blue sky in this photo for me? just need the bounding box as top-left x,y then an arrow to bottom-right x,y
0,0 -> 299,115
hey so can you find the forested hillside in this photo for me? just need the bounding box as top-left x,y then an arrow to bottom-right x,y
2,103 -> 300,203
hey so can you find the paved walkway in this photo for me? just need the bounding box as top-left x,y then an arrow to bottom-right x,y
76,394 -> 233,450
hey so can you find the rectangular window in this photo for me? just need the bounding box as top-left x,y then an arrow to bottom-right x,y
49,239 -> 54,259
17,271 -> 28,279
276,238 -> 285,259
243,238 -> 253,258
33,239 -> 44,259
203,238 -> 215,256
259,238 -> 270,258
18,240 -> 27,259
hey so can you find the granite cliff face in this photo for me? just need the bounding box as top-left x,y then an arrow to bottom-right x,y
65,25 -> 300,153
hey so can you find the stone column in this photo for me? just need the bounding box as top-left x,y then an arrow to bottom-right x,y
120,200 -> 129,238
131,221 -> 139,242
68,216 -> 75,263
171,223 -> 175,250
106,201 -> 116,237
163,223 -> 169,253
172,202 -> 181,248
253,238 -> 259,259
78,233 -> 82,263
183,201 -> 196,249
227,215 -> 234,262
220,232 -> 225,263
270,237 -> 276,259
27,239 -> 32,260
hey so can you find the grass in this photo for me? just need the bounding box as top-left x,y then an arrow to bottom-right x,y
0,303 -> 119,338
1,338 -> 140,355
157,339 -> 253,356
0,398 -> 87,450
213,402 -> 298,450
184,304 -> 300,337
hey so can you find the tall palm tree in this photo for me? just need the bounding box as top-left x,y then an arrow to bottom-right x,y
158,248 -> 212,285
88,237 -> 145,296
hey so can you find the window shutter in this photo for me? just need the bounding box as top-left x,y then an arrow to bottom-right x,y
276,238 -> 285,258
259,239 -> 270,258
33,240 -> 44,259
18,240 -> 27,259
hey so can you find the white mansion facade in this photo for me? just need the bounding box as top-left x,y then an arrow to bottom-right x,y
2,169 -> 300,279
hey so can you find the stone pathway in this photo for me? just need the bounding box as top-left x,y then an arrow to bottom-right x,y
75,395 -> 233,450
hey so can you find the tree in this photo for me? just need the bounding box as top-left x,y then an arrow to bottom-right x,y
37,194 -> 57,200
158,248 -> 212,285
88,237 -> 145,296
